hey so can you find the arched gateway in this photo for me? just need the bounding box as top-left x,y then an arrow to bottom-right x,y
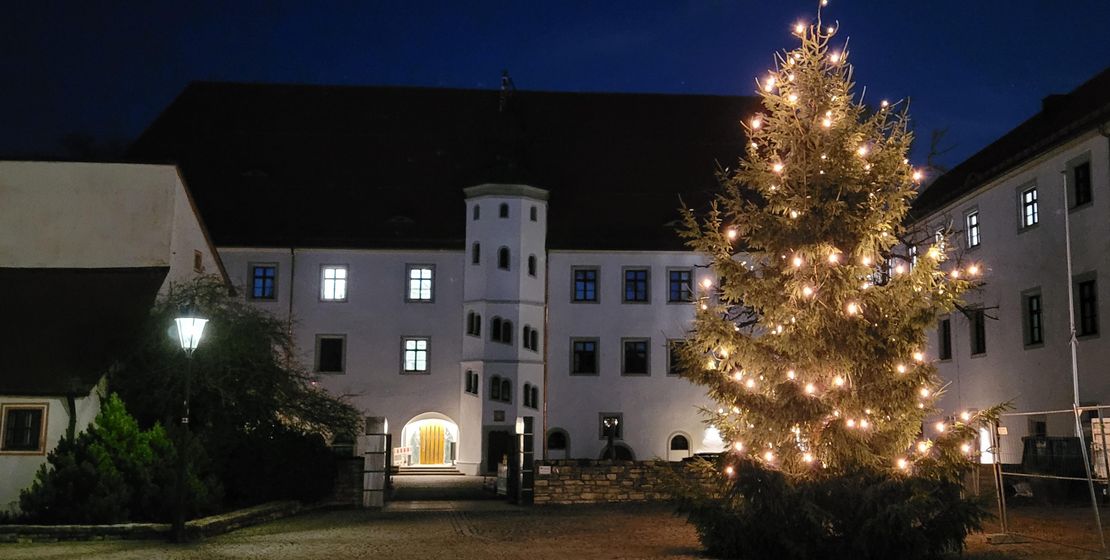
400,412 -> 460,466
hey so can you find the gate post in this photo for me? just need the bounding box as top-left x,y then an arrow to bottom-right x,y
515,416 -> 534,505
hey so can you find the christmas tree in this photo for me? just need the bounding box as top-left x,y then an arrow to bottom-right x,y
675,6 -> 998,558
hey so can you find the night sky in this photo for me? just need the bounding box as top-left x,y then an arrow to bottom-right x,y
2,1 -> 1108,169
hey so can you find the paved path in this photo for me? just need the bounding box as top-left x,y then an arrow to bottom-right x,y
1,503 -> 704,559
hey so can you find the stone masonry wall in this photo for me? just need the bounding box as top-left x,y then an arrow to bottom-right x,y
534,459 -> 703,505
331,456 -> 365,507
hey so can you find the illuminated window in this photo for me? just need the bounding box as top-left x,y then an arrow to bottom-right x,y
402,337 -> 429,373
406,265 -> 434,301
668,269 -> 693,302
321,265 -> 348,301
624,269 -> 649,303
573,268 -> 598,302
1020,187 -> 1038,228
966,211 -> 980,248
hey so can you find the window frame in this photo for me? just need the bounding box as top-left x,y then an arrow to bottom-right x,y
315,334 -> 347,374
464,370 -> 479,395
621,337 -> 651,376
0,403 -> 49,455
964,209 -> 981,249
570,337 -> 600,376
969,307 -> 987,356
1076,273 -> 1099,338
528,254 -> 537,277
472,242 -> 481,265
530,206 -> 538,221
667,339 -> 684,375
404,264 -> 435,303
499,203 -> 509,218
571,267 -> 600,303
938,316 -> 953,361
249,262 -> 278,301
667,268 -> 694,303
622,267 -> 650,304
1018,184 -> 1039,230
497,246 -> 511,270
1021,288 -> 1044,348
1068,154 -> 1093,210
401,336 -> 431,374
473,204 -> 480,221
320,264 -> 349,302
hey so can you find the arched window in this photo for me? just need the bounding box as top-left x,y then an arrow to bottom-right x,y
670,434 -> 690,451
498,247 -> 510,270
528,255 -> 537,276
530,329 -> 539,352
491,317 -> 502,342
472,242 -> 481,265
531,386 -> 539,409
464,370 -> 478,395
500,378 -> 511,403
522,325 -> 532,349
473,204 -> 480,221
499,203 -> 509,218
523,383 -> 532,407
474,313 -> 481,337
490,375 -> 502,400
548,430 -> 567,450
502,320 -> 513,344
530,206 -> 538,221
466,311 -> 476,335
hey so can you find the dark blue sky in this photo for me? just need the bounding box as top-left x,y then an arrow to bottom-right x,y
2,1 -> 1107,168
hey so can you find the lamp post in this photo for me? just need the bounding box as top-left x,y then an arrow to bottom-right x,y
172,308 -> 207,542
603,417 -> 619,460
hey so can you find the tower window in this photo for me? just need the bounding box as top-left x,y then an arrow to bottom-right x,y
528,255 -> 537,277
499,203 -> 509,218
498,247 -> 510,270
473,204 -> 480,220
472,243 -> 481,265
530,206 -> 538,221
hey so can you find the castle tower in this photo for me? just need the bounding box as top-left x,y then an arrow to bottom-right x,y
459,184 -> 548,473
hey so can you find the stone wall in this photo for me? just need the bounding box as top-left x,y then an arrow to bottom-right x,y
534,459 -> 699,505
331,456 -> 365,507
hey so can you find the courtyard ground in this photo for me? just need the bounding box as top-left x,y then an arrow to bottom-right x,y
3,501 -> 1109,560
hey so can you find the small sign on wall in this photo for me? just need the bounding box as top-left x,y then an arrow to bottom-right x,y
494,410 -> 505,422
538,465 -> 552,475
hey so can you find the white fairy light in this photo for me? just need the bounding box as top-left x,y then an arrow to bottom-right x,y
912,351 -> 925,362
727,229 -> 738,240
934,421 -> 946,433
960,411 -> 971,422
787,93 -> 798,104
702,278 -> 713,289
772,162 -> 784,173
763,450 -> 775,462
881,100 -> 889,108
805,383 -> 817,395
896,458 -> 909,470
827,252 -> 839,264
801,286 -> 814,298
919,387 -> 930,398
803,452 -> 815,463
786,369 -> 796,380
968,264 -> 979,275
822,117 -> 832,128
846,302 -> 859,315
794,23 -> 805,35
751,117 -> 762,129
861,256 -> 872,266
734,441 -> 745,452
896,364 -> 907,374
725,465 -> 735,476
792,255 -> 803,268
833,375 -> 845,387
745,378 -> 756,389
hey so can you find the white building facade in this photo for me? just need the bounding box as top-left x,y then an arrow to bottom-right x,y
912,70 -> 1110,463
219,183 -> 722,474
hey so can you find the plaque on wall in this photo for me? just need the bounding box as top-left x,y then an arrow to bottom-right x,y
494,410 -> 505,422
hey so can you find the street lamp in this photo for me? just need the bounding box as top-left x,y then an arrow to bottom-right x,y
172,307 -> 206,542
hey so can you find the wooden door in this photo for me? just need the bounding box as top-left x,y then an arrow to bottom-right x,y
419,423 -> 445,464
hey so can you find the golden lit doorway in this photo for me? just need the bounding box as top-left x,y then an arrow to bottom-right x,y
401,417 -> 459,466
419,423 -> 445,464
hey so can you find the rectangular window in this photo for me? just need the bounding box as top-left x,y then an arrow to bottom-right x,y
598,412 -> 623,439
965,211 -> 980,248
193,250 -> 204,273
667,339 -> 683,375
402,337 -> 430,373
316,335 -> 346,373
938,318 -> 952,360
1022,290 -> 1043,346
406,265 -> 434,301
321,265 -> 348,301
250,264 -> 277,300
970,308 -> 987,356
1078,278 -> 1099,337
621,338 -> 650,375
571,338 -> 599,375
668,269 -> 693,302
623,268 -> 649,303
1020,187 -> 1039,228
464,371 -> 479,395
1,405 -> 47,453
1072,161 -> 1092,207
573,268 -> 598,302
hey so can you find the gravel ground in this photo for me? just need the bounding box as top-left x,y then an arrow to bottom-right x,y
4,498 -> 1110,559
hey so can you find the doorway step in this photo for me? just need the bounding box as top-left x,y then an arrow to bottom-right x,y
396,465 -> 464,476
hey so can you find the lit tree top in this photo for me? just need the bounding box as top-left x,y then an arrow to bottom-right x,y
680,8 -> 991,479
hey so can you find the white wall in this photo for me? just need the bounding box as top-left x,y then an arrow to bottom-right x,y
220,247 -> 470,470
0,384 -> 103,514
919,129 -> 1110,463
546,250 -> 718,461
